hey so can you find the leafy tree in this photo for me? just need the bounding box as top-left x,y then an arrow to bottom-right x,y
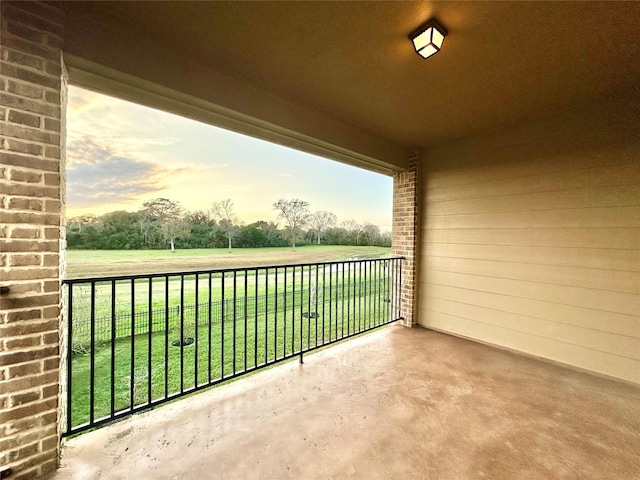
272,198 -> 310,251
211,199 -> 240,252
361,223 -> 381,246
308,211 -> 337,245
183,210 -> 216,248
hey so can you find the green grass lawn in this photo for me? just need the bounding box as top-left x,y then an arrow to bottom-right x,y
66,245 -> 392,278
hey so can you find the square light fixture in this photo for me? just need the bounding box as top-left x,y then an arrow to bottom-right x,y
409,19 -> 448,59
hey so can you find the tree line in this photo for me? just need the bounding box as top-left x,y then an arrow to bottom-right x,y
66,198 -> 391,251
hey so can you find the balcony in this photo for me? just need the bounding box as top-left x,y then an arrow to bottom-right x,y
62,258 -> 403,435
49,326 -> 640,479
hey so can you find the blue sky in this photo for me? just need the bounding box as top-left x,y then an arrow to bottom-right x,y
66,86 -> 393,230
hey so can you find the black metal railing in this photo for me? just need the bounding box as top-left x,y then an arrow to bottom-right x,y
62,257 -> 403,435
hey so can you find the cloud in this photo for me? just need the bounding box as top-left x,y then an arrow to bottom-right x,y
66,135 -> 169,208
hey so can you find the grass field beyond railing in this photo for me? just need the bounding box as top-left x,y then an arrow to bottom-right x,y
64,257 -> 403,435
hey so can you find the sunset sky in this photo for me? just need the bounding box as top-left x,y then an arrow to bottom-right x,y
66,86 -> 393,230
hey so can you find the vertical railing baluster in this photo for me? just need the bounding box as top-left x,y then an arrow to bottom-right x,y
346,262 -> 350,336
195,274 -> 199,388
243,271 -> 248,372
299,266 -> 304,362
221,273 -> 225,378
328,264 -> 332,342
254,268 -> 258,368
341,262 -> 345,339
358,262 -> 362,332
233,271 -> 237,375
90,282 -> 96,423
148,277 -> 152,404
265,268 -> 269,365
130,278 -> 135,410
399,259 -> 403,321
164,276 -> 169,399
283,267 -> 287,358
66,284 -> 73,432
314,264 -> 318,347
308,265 -> 312,349
374,260 -> 378,327
291,266 -> 295,355
179,274 -> 184,394
322,264 -> 326,345
274,267 -> 278,361
110,281 -> 116,417
208,273 -> 212,384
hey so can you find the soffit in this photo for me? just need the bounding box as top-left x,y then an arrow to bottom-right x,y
61,1 -> 640,149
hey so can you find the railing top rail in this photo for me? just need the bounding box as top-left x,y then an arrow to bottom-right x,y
62,256 -> 405,285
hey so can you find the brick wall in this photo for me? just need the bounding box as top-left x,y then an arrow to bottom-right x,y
391,152 -> 419,327
0,2 -> 65,478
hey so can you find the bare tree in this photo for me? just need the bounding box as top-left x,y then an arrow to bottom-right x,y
341,219 -> 362,245
272,198 -> 310,251
308,211 -> 337,245
211,199 -> 240,252
142,198 -> 186,252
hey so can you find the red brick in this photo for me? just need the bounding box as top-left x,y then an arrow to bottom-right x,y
6,138 -> 44,156
43,173 -> 59,186
41,332 -> 57,345
1,92 -> 59,117
4,3 -> 65,37
0,345 -> 59,367
0,62 -> 58,89
8,108 -> 41,126
10,390 -> 41,407
7,80 -> 44,99
5,309 -> 42,323
0,318 -> 59,339
9,254 -> 42,267
6,49 -> 45,71
2,293 -> 60,311
42,357 -> 58,372
2,212 -> 60,227
7,361 -> 41,379
0,370 -> 58,394
9,168 -> 42,183
41,384 -> 57,400
7,442 -> 39,462
0,123 -> 59,144
9,227 -> 42,239
7,197 -> 44,211
0,36 -> 59,62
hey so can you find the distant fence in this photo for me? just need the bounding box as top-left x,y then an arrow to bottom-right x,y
69,277 -> 393,348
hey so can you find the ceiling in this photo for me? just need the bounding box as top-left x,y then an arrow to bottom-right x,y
61,1 -> 640,150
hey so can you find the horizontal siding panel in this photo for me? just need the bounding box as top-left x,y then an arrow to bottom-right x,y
420,282 -> 639,337
425,270 -> 640,316
425,206 -> 640,230
426,228 -> 640,250
425,243 -> 639,272
427,256 -> 640,294
423,297 -> 640,360
421,311 -> 640,384
426,184 -> 640,216
426,163 -> 640,203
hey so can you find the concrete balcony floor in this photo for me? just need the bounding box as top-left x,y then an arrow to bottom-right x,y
49,326 -> 640,479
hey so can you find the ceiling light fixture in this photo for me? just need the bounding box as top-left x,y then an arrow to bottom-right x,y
409,19 -> 448,59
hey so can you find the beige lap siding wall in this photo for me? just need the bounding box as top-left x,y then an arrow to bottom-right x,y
1,1 -> 66,478
419,98 -> 640,384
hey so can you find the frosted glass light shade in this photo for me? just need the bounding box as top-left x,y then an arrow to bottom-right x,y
410,20 -> 447,59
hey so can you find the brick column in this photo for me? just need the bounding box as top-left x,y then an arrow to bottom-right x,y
391,151 -> 419,327
0,2 -> 65,478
